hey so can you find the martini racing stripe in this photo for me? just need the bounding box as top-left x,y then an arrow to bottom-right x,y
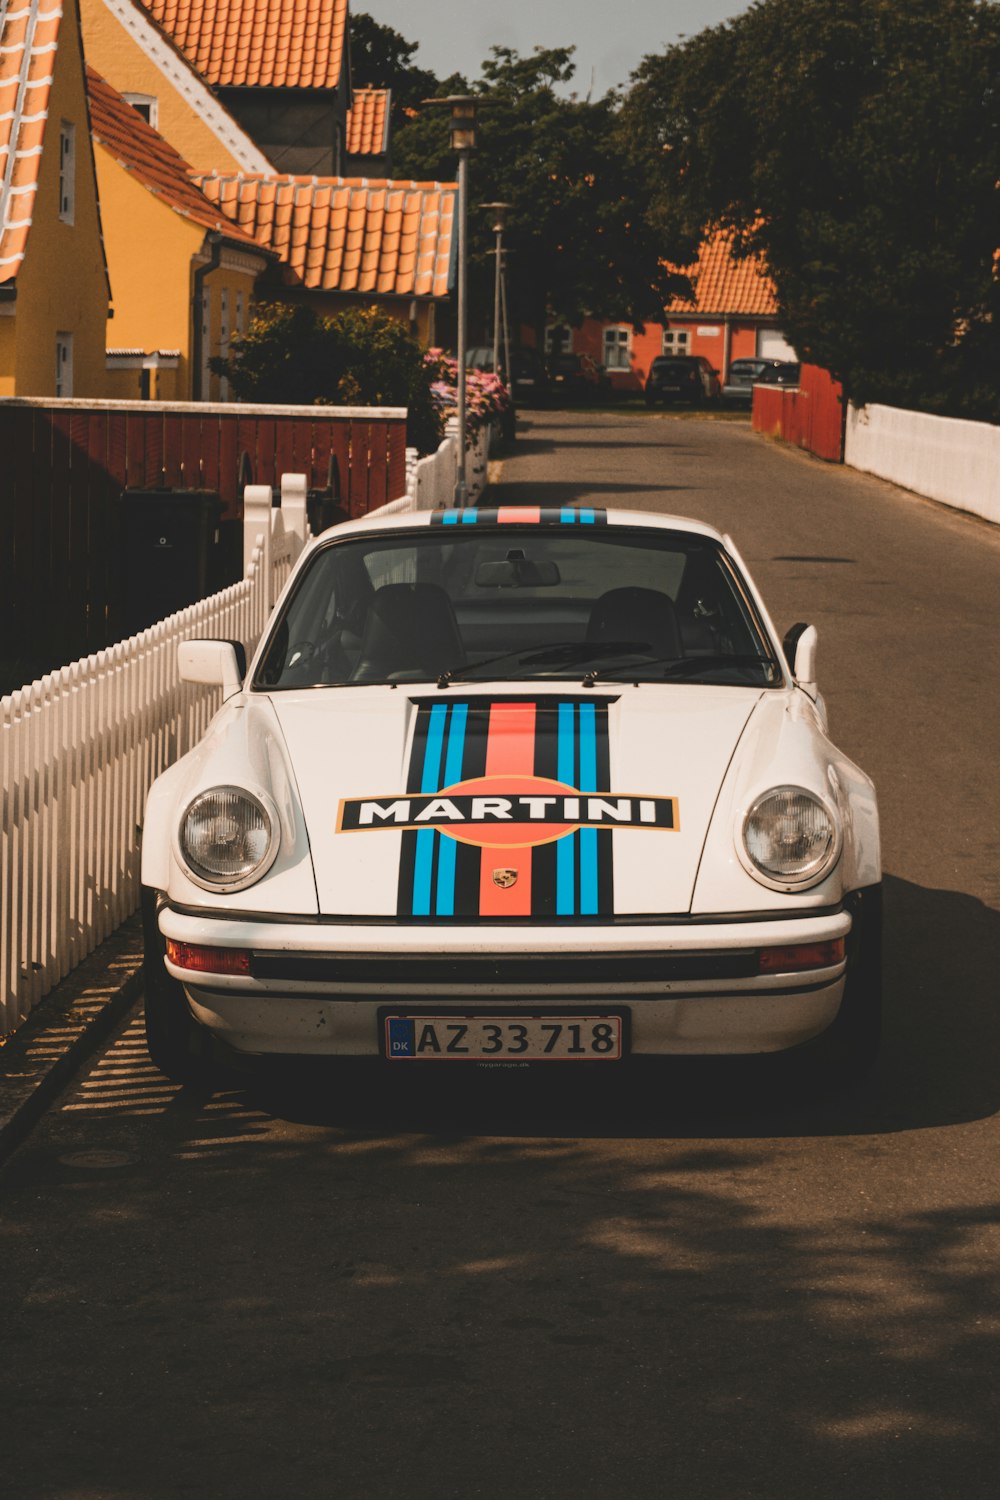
429,507 -> 607,526
396,699 -> 616,919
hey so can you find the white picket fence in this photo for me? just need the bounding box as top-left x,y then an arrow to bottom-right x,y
0,443 -> 502,1036
0,476 -> 307,1035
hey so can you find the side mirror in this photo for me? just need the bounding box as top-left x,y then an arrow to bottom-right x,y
178,639 -> 246,700
782,623 -> 818,695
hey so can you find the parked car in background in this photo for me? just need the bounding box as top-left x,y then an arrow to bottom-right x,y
547,352 -> 608,404
645,355 -> 721,407
721,357 -> 785,406
756,362 -> 801,387
467,346 -> 550,406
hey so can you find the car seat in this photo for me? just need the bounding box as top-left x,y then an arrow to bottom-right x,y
352,583 -> 467,681
586,586 -> 683,660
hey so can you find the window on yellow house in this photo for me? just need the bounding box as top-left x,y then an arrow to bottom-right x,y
122,94 -> 159,128
58,123 -> 75,224
55,333 -> 73,396
220,288 -> 230,400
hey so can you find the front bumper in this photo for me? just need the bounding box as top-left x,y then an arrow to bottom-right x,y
157,906 -> 852,1059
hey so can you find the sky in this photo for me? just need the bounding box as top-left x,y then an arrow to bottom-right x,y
358,1 -> 752,98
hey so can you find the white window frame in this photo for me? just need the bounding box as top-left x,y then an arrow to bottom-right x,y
602,325 -> 632,370
662,328 -> 690,355
122,93 -> 159,129
58,122 -> 75,224
55,333 -> 74,397
219,288 -> 230,400
200,286 -> 212,399
544,323 -> 572,357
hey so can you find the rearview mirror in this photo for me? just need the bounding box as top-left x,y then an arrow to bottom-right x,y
475,558 -> 561,588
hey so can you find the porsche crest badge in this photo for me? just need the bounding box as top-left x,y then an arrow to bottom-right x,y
492,868 -> 518,889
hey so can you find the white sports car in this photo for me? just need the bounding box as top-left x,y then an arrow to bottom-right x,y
141,505 -> 881,1084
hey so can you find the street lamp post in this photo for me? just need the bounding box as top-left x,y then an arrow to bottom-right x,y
422,96 -> 482,507
480,203 -> 511,383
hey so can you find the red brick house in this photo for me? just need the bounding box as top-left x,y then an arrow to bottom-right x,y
552,230 -> 798,390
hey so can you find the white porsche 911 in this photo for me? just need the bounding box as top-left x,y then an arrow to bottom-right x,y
141,505 -> 881,1085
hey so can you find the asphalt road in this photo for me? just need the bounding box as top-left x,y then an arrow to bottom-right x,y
3,410 -> 1000,1500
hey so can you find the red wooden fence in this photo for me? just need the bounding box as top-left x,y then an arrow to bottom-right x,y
751,363 -> 845,463
0,398 -> 407,684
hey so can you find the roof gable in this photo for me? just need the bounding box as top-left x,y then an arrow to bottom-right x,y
196,173 -> 456,298
87,64 -> 265,246
0,0 -> 62,285
346,87 -> 389,157
82,0 -> 273,173
137,0 -> 349,91
665,230 -> 777,318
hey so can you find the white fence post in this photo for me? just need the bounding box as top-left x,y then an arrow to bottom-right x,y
280,472 -> 309,553
243,484 -> 273,581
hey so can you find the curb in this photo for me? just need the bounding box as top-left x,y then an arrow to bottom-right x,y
0,917 -> 144,1163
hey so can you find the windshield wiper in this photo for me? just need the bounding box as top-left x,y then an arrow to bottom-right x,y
438,640 -> 654,687
582,653 -> 780,686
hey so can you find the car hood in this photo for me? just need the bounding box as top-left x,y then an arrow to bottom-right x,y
268,685 -> 763,919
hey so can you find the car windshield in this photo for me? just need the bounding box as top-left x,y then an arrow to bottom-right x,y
253,524 -> 782,689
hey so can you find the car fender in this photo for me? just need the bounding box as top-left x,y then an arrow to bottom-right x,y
691,690 -> 880,913
141,695 -> 319,915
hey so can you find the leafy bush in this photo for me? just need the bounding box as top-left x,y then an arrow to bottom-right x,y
212,304 -> 444,454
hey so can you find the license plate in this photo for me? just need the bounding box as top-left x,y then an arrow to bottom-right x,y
381,1012 -> 625,1062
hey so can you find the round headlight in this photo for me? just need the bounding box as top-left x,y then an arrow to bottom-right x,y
178,787 -> 278,891
741,786 -> 840,889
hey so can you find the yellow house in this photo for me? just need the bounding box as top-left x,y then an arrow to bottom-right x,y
88,68 -> 272,400
78,0 -> 272,174
0,0 -> 110,396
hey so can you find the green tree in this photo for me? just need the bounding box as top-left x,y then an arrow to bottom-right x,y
625,0 -> 1000,419
347,11 -> 441,134
212,304 -> 443,454
393,44 -> 683,344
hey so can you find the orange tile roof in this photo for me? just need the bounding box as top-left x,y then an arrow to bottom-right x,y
346,88 -> 390,157
665,229 -> 777,318
195,174 -> 457,298
87,66 -> 265,248
0,0 -> 63,286
137,0 -> 349,90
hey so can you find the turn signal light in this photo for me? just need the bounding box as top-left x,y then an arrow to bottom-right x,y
165,940 -> 251,976
758,937 -> 846,974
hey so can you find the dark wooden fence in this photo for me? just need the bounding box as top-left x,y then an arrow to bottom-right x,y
751,364 -> 845,463
0,398 -> 408,685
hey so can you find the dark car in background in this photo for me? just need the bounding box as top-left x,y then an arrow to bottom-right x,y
547,352 -> 609,404
721,357 -> 784,406
644,355 -> 721,408
756,362 -> 801,387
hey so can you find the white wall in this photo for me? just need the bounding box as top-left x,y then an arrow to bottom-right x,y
845,404 -> 1000,528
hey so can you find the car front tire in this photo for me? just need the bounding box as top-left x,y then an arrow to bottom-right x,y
141,885 -> 215,1087
809,883 -> 883,1085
